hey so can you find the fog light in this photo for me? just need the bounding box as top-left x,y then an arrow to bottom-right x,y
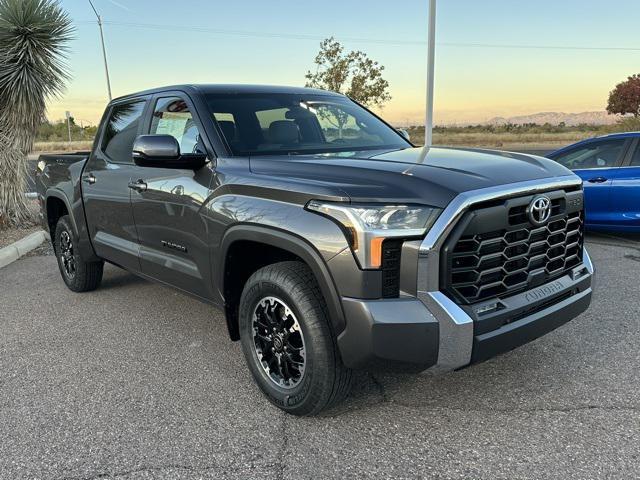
476,302 -> 499,316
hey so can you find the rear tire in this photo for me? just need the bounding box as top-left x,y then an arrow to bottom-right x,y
54,215 -> 103,292
239,261 -> 352,416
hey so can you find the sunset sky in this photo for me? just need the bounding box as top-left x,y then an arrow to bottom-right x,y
48,0 -> 640,126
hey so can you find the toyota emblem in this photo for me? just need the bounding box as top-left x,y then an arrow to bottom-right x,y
527,195 -> 552,226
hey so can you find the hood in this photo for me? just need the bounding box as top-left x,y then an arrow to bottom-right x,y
249,147 -> 575,208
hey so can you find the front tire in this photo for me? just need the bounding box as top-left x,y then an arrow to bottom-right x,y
239,261 -> 352,416
54,215 -> 104,292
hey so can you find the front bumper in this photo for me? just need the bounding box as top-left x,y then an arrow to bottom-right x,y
337,249 -> 594,370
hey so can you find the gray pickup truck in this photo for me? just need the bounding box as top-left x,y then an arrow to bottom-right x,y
36,84 -> 594,415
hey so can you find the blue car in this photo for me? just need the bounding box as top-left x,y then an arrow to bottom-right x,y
548,132 -> 640,232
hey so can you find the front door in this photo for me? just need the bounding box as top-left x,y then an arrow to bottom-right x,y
82,99 -> 147,271
609,139 -> 640,230
130,95 -> 215,300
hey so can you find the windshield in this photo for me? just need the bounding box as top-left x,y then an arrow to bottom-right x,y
205,93 -> 410,156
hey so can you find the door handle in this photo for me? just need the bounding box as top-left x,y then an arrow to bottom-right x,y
82,173 -> 96,185
587,176 -> 608,183
128,179 -> 147,192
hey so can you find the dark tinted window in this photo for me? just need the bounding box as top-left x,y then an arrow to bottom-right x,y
102,100 -> 146,163
630,142 -> 640,166
150,97 -> 205,154
205,93 -> 409,156
552,139 -> 626,170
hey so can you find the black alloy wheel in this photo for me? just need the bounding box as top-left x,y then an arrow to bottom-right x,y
252,296 -> 306,389
58,230 -> 76,279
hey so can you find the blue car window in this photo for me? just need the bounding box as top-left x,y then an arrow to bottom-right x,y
630,145 -> 640,166
553,139 -> 626,170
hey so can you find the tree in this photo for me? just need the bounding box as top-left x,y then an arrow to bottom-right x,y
305,37 -> 391,137
0,0 -> 73,227
606,74 -> 640,117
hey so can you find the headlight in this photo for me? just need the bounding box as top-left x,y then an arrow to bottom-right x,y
306,201 -> 441,269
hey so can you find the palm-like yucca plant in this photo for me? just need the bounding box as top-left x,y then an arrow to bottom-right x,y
0,0 -> 73,227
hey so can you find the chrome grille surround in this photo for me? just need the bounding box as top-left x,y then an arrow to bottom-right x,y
416,176 -> 592,372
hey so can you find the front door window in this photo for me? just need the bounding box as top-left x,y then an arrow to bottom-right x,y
150,96 -> 204,155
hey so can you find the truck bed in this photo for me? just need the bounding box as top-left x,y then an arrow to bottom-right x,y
35,152 -> 91,207
38,151 -> 90,166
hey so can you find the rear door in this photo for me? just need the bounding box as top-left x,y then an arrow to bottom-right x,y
130,93 -> 216,300
609,138 -> 640,230
82,98 -> 148,271
550,138 -> 630,226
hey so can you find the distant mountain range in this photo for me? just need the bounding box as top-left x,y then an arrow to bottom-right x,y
483,111 -> 618,126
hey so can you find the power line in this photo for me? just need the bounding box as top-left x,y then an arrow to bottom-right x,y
439,42 -> 640,52
75,20 -> 640,51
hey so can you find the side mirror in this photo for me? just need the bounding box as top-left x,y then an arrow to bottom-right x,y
397,128 -> 411,142
132,135 -> 207,169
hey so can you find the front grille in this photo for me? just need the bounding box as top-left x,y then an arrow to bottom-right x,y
443,192 -> 584,305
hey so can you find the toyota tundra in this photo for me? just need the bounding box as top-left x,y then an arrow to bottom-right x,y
35,85 -> 594,415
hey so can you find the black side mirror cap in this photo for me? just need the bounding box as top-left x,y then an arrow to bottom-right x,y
132,135 -> 207,169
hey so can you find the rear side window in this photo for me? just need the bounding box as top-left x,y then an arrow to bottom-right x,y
256,108 -> 289,130
101,100 -> 146,163
552,139 -> 626,170
150,96 -> 204,154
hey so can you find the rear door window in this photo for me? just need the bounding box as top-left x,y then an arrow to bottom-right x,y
629,142 -> 640,166
101,100 -> 146,163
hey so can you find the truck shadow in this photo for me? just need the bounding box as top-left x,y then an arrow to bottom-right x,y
99,267 -> 148,290
586,231 -> 640,246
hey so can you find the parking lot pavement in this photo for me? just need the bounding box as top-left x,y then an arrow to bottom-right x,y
1,235 -> 639,479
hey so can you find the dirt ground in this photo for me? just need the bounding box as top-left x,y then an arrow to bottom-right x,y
0,224 -> 40,249
0,200 -> 43,249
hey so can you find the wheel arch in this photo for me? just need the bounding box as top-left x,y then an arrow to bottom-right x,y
218,225 -> 346,341
45,188 -> 100,262
45,190 -> 75,237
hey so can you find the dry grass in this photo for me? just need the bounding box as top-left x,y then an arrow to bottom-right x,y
30,131 -> 606,153
33,140 -> 93,152
412,131 -> 599,149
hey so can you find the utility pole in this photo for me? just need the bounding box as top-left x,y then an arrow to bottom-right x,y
88,0 -> 112,101
65,111 -> 72,144
425,0 -> 436,147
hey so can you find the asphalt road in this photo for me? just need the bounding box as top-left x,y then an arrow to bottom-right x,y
1,233 -> 639,479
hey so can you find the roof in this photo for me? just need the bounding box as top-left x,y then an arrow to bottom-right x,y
111,84 -> 342,103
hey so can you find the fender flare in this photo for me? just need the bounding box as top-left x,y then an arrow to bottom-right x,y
45,189 -> 77,236
218,224 -> 346,336
45,188 -> 100,262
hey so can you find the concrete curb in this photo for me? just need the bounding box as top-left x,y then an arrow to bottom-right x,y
0,230 -> 50,269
